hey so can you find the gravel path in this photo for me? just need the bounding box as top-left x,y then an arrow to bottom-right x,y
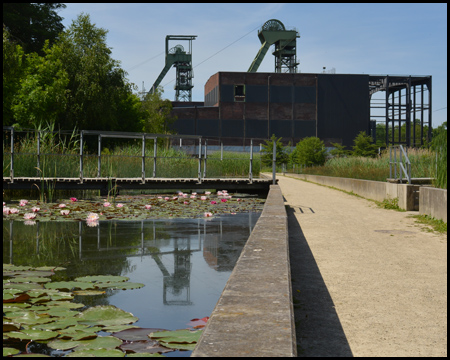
277,175 -> 447,357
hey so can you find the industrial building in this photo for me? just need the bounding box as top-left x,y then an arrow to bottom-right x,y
150,20 -> 432,148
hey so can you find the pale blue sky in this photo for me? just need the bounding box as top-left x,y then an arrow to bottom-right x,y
60,3 -> 447,127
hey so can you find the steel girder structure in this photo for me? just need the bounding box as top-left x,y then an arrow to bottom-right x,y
369,75 -> 432,147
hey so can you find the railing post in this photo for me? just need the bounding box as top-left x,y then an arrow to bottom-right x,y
142,135 -> 146,183
79,130 -> 84,183
198,139 -> 202,183
393,145 -> 397,180
249,139 -> 253,183
97,135 -> 101,178
399,145 -> 403,183
10,127 -> 14,182
221,142 -> 223,161
272,139 -> 276,184
203,139 -> 207,179
389,146 -> 392,179
37,131 -> 41,177
153,138 -> 157,178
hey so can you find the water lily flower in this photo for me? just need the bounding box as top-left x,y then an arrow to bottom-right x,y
58,204 -> 66,208
86,213 -> 99,221
24,220 -> 36,226
200,196 -> 207,201
172,196 -> 178,200
70,197 -> 78,202
221,198 -> 227,203
144,205 -> 152,209
24,212 -> 36,220
205,191 -> 211,195
9,208 -> 19,214
210,200 -> 217,205
31,206 -> 40,212
3,207 -> 10,215
86,219 -> 99,227
190,195 -> 196,199
204,212 -> 213,217
192,192 -> 197,196
217,191 -> 223,196
19,199 -> 28,206
237,198 -> 241,202
182,193 -> 188,198
164,197 -> 170,201
60,210 -> 70,216
116,203 -> 124,208
103,202 -> 111,207
184,201 -> 189,205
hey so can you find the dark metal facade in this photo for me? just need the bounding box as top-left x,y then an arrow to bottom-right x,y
170,72 -> 431,148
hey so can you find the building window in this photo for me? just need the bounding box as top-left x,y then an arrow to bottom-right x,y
234,84 -> 245,102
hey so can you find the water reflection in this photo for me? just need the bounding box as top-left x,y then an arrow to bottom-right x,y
3,212 -> 260,330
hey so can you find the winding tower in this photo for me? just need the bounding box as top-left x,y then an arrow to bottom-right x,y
248,19 -> 300,73
150,35 -> 197,101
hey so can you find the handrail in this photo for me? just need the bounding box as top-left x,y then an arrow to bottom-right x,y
389,145 -> 411,184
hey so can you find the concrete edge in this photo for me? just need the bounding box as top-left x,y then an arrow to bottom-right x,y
191,184 -> 297,357
284,173 -> 447,223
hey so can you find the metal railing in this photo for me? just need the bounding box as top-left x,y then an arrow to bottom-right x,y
389,145 -> 411,184
3,127 -> 266,184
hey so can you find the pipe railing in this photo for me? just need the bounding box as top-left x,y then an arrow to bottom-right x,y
389,145 -> 411,184
3,128 -> 268,184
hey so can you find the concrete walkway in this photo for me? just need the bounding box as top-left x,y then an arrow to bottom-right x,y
277,175 -> 447,357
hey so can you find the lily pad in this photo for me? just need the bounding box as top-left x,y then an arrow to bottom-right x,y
75,305 -> 138,327
149,329 -> 202,344
74,275 -> 129,283
119,340 -> 172,354
44,281 -> 95,291
99,282 -> 145,290
65,348 -> 125,357
72,290 -> 106,296
112,328 -> 167,342
3,347 -> 21,356
6,329 -> 59,341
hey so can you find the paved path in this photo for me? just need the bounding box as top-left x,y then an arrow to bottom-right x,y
277,175 -> 447,357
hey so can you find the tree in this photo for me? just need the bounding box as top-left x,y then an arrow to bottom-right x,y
54,13 -> 142,132
352,131 -> 378,157
329,142 -> 349,158
3,26 -> 27,126
290,136 -> 326,167
261,134 -> 289,167
3,3 -> 66,55
11,39 -> 69,128
140,86 -> 176,134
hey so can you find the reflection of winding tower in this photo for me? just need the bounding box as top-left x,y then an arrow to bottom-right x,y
248,19 -> 300,73
150,35 -> 197,101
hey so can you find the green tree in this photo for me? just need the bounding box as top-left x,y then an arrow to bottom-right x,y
329,142 -> 349,158
352,131 -> 378,157
54,13 -> 141,132
261,134 -> 289,167
3,27 -> 27,126
140,86 -> 176,134
291,136 -> 326,167
3,3 -> 66,55
11,39 -> 69,128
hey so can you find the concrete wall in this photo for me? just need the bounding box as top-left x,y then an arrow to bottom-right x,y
287,174 -> 446,222
419,187 -> 447,222
192,185 -> 297,357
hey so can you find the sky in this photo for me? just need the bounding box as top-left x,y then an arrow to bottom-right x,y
59,3 -> 447,128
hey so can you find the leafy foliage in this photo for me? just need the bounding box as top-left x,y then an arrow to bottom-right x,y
290,136 -> 326,167
430,121 -> 447,189
329,142 -> 350,158
351,131 -> 378,157
261,134 -> 289,166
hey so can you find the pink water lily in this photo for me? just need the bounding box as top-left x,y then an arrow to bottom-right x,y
221,198 -> 227,203
31,206 -> 40,212
9,208 -> 19,214
200,196 -> 207,201
103,202 -> 111,207
204,212 -> 213,217
24,212 -> 36,220
58,204 -> 66,208
144,205 -> 152,209
60,210 -> 70,216
86,219 -> 99,227
70,197 -> 78,202
116,203 -> 124,208
210,200 -> 217,205
19,199 -> 28,206
86,212 -> 99,221
205,191 -> 211,195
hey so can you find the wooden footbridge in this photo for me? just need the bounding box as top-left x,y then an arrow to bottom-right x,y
3,128 -> 275,195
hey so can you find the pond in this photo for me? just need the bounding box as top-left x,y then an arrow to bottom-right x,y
3,207 -> 262,356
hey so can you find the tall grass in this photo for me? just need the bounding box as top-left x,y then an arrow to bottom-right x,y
3,130 -> 260,179
288,148 -> 438,184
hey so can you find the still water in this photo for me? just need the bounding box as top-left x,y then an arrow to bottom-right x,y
3,213 -> 260,337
